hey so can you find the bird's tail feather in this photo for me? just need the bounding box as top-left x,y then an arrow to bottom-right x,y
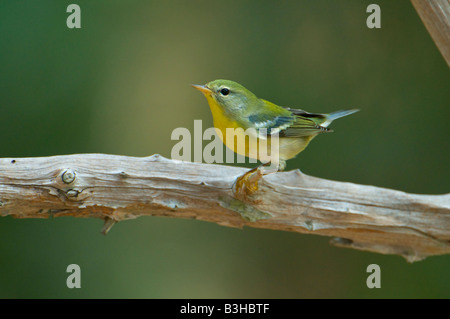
322,109 -> 359,127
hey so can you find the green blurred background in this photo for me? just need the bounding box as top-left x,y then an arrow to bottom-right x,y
0,0 -> 449,298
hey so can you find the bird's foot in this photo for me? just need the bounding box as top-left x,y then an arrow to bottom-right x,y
233,162 -> 277,201
233,166 -> 263,201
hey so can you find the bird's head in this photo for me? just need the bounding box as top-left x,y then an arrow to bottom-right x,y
192,79 -> 258,113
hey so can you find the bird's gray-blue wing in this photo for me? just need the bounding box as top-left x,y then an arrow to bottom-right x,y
247,113 -> 330,138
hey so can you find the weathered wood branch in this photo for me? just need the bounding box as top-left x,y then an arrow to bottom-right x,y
1,154 -> 449,262
411,0 -> 450,66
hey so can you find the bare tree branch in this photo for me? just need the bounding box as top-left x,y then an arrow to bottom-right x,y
1,154 -> 449,262
411,0 -> 450,66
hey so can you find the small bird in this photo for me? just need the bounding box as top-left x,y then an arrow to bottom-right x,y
192,79 -> 358,172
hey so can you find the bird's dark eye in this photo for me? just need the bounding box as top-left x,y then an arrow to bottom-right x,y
219,88 -> 230,96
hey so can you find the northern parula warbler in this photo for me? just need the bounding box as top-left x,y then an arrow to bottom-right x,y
192,79 -> 358,171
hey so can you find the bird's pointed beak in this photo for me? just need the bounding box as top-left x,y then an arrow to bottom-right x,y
191,84 -> 212,95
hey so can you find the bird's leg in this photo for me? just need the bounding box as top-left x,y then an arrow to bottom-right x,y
233,161 -> 280,201
233,165 -> 264,199
278,160 -> 287,171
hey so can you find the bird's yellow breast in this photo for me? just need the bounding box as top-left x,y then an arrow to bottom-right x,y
204,95 -> 237,136
205,95 -> 256,158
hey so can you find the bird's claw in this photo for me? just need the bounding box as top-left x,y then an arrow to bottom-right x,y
233,166 -> 265,201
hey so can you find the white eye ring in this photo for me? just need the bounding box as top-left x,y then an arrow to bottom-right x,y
219,87 -> 230,96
